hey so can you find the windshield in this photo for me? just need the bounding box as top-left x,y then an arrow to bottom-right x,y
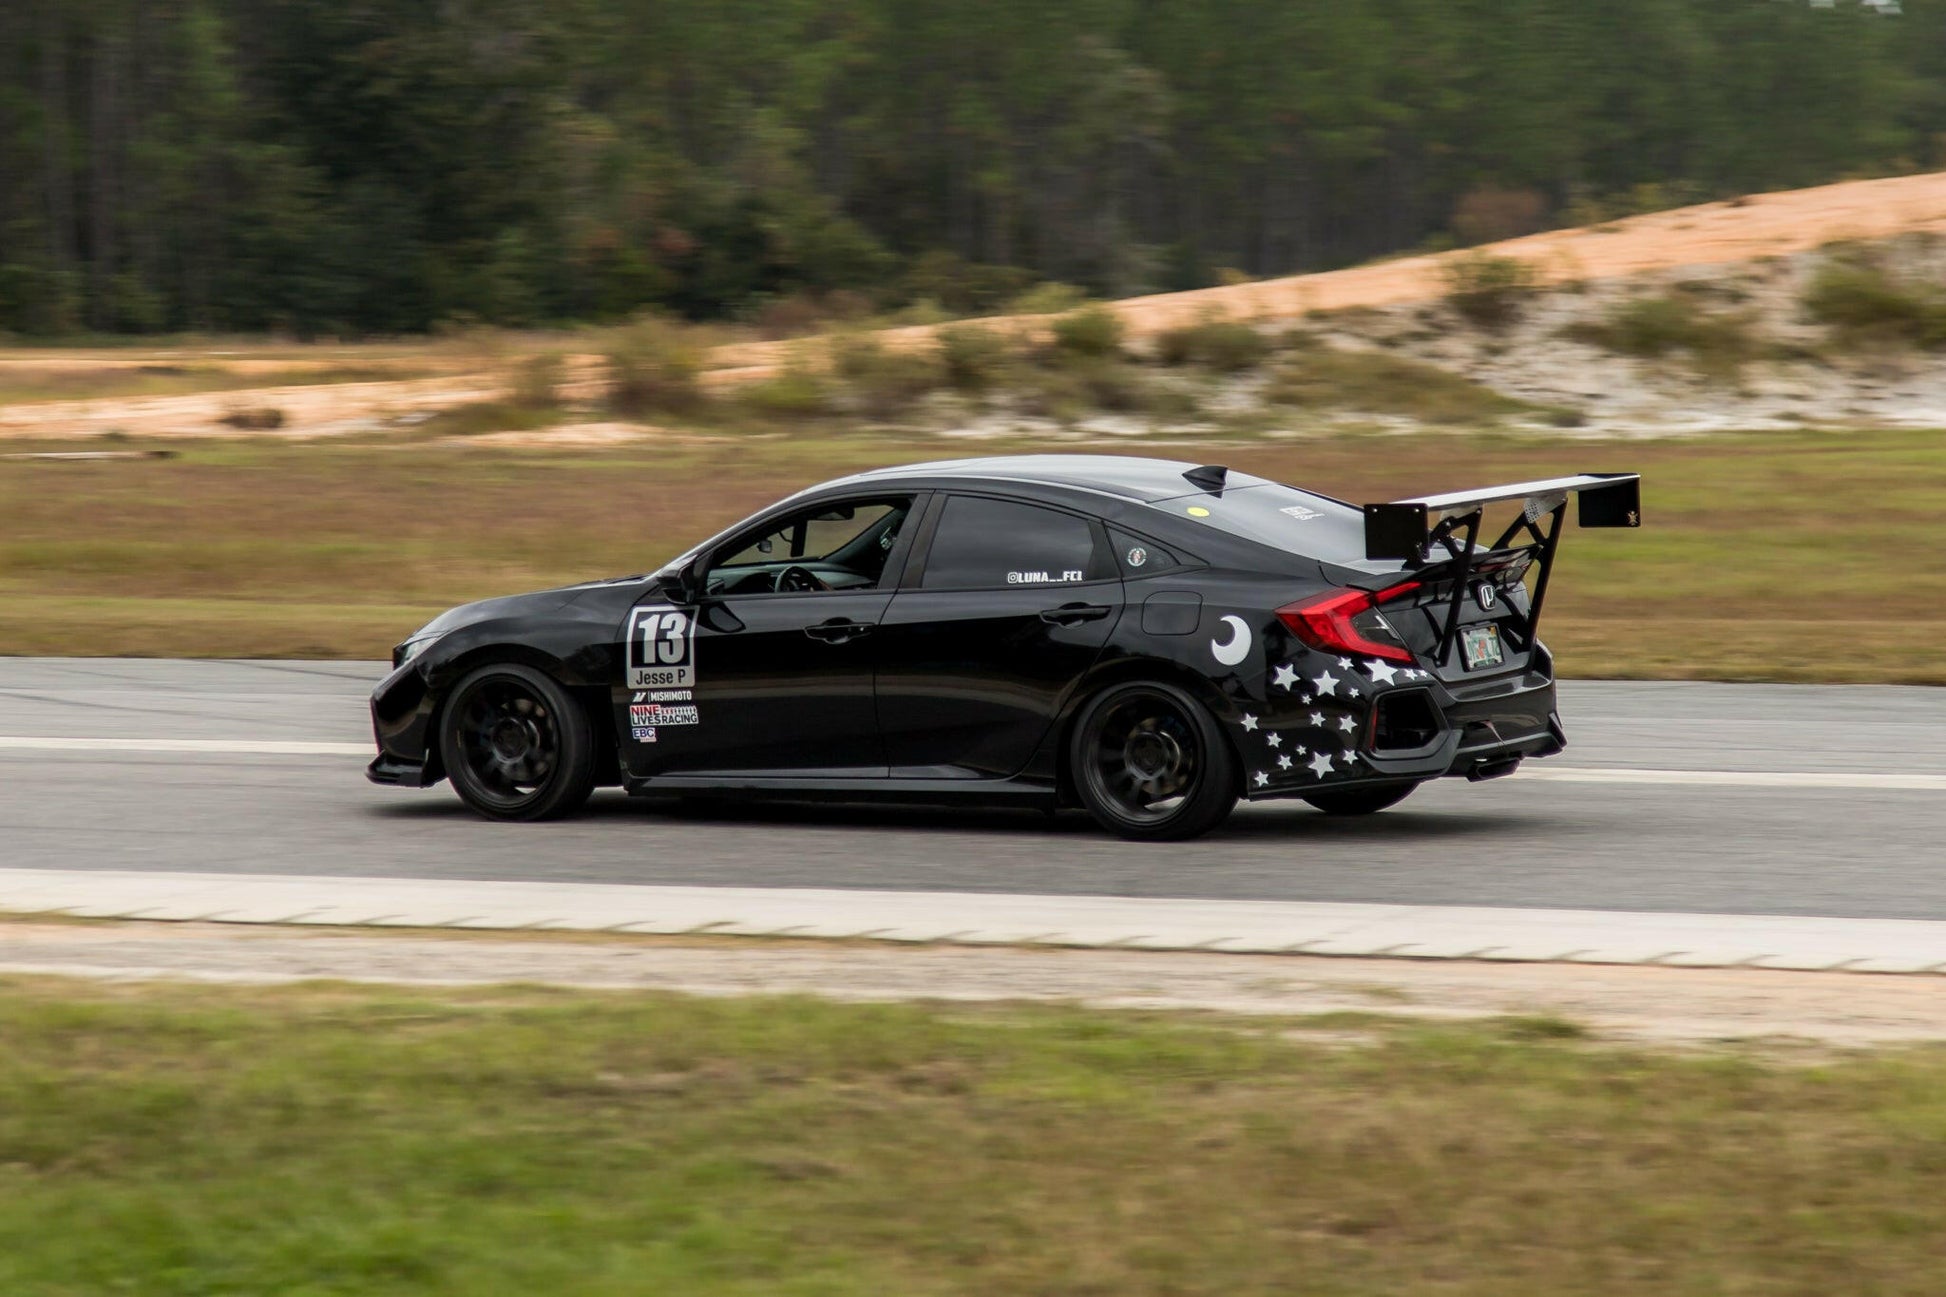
1150,483 -> 1371,564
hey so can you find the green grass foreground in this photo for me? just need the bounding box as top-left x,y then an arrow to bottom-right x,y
1,427 -> 1943,681
2,980 -> 1945,1295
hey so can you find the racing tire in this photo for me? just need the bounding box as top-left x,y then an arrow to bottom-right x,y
1069,682 -> 1238,841
1302,782 -> 1419,816
440,663 -> 597,821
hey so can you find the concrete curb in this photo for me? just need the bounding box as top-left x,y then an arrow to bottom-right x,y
3,868 -> 1944,974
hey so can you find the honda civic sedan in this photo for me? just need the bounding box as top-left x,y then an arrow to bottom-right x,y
368,454 -> 1639,839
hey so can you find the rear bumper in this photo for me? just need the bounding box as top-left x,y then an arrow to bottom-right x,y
1352,667 -> 1563,784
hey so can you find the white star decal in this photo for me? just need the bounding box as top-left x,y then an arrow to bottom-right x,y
1366,660 -> 1399,685
1271,663 -> 1299,691
1293,744 -> 1308,756
1277,753 -> 1293,770
1265,731 -> 1282,748
1338,715 -> 1357,733
1308,751 -> 1335,778
1312,670 -> 1340,696
1337,656 -> 1354,670
1253,770 -> 1269,788
1240,713 -> 1259,732
1308,710 -> 1326,726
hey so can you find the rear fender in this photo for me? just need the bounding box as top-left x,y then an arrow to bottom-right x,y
1039,653 -> 1250,804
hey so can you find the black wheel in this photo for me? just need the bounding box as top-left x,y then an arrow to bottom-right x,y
1069,682 -> 1238,841
1302,783 -> 1419,816
439,663 -> 596,821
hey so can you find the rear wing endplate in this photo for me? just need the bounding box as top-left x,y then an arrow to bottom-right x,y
1362,473 -> 1640,664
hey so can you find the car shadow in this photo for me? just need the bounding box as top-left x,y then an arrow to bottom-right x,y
366,788 -> 1541,842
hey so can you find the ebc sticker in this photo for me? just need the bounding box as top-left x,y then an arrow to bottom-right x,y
1279,504 -> 1322,522
626,605 -> 695,689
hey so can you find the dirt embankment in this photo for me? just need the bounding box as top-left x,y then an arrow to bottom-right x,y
9,169 -> 1946,442
710,169 -> 1946,369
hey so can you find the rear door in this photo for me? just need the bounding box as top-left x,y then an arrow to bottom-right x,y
875,493 -> 1123,779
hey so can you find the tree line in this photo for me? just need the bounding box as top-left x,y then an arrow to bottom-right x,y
1,0 -> 1939,337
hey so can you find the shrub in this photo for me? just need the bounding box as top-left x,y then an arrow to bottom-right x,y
829,334 -> 943,419
1006,282 -> 1090,316
1263,346 -> 1530,425
1071,358 -> 1148,412
1565,294 -> 1763,379
606,316 -> 703,417
1441,253 -> 1539,329
1050,305 -> 1125,360
902,250 -> 1036,315
936,324 -> 1013,392
1801,260 -> 1946,346
739,364 -> 834,418
1153,315 -> 1270,372
509,354 -> 563,409
1013,357 -> 1171,422
218,407 -> 286,430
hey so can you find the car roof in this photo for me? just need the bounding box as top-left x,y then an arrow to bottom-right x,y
822,455 -> 1279,504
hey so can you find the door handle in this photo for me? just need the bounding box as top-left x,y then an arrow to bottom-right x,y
805,618 -> 874,644
1039,602 -> 1113,625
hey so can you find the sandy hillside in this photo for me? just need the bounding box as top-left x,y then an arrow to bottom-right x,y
7,169 -> 1946,441
709,169 -> 1946,372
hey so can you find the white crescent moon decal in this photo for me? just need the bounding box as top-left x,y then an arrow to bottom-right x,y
1210,615 -> 1252,667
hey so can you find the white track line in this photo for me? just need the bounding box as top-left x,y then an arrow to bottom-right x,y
0,737 -> 370,756
0,868 -> 1941,974
1519,766 -> 1946,792
0,736 -> 1938,792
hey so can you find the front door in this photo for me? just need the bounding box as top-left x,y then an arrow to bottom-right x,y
618,494 -> 918,779
876,493 -> 1124,779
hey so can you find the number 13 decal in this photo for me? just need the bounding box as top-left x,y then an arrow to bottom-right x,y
626,605 -> 696,687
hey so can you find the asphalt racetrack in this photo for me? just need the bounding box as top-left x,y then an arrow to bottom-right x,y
1,659 -> 1941,922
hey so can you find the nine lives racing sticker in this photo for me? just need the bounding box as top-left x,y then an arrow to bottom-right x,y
626,605 -> 696,690
630,703 -> 698,728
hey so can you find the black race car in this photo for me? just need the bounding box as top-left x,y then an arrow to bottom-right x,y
368,455 -> 1639,839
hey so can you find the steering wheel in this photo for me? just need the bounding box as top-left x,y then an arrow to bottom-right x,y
775,564 -> 828,594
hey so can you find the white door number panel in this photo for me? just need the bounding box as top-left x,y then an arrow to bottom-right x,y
626,605 -> 696,689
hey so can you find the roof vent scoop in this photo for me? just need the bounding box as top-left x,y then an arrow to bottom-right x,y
1182,464 -> 1228,493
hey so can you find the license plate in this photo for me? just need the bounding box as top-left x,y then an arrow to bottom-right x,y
1460,623 -> 1504,671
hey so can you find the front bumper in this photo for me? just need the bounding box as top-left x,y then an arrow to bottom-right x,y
367,658 -> 442,787
366,753 -> 433,786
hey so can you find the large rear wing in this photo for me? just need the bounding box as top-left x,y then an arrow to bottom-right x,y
1362,473 -> 1640,664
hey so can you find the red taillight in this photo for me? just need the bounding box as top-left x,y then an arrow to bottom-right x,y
1276,580 -> 1421,665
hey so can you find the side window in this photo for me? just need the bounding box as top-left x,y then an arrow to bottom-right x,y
707,496 -> 913,595
919,496 -> 1110,591
1109,528 -> 1182,576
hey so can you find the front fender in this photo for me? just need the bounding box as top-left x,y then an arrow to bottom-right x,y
369,602 -> 624,779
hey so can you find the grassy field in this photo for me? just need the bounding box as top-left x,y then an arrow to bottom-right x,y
1,978 -> 1944,1295
2,427 -> 1940,680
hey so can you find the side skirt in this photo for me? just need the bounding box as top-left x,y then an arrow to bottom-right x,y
623,772 -> 1059,809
